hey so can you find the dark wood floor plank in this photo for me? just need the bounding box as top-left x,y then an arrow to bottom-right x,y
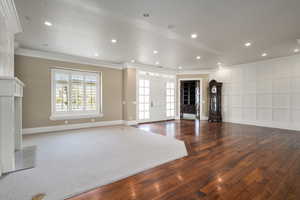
68,120 -> 300,200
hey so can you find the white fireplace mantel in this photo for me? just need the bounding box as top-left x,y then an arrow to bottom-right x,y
0,76 -> 24,96
0,0 -> 23,176
0,77 -> 24,174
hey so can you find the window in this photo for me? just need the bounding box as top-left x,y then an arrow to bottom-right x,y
50,68 -> 101,120
166,82 -> 175,117
138,79 -> 150,120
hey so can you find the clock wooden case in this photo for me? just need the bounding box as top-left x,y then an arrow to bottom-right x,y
208,80 -> 223,122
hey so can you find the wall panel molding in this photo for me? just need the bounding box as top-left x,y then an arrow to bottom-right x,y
211,54 -> 300,131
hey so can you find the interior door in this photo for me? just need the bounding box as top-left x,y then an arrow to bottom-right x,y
137,71 -> 176,123
150,76 -> 166,122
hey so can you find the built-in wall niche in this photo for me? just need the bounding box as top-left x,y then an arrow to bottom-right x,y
211,54 -> 300,131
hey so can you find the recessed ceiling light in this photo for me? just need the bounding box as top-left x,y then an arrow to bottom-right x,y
262,53 -> 268,57
131,59 -> 135,63
196,56 -> 201,60
111,39 -> 117,43
191,33 -> 198,39
217,62 -> 222,65
178,66 -> 183,69
294,48 -> 299,53
94,53 -> 99,57
155,61 -> 160,65
153,50 -> 158,54
44,21 -> 52,26
244,42 -> 252,47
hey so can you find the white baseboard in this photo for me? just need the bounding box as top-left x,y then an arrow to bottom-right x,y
22,120 -> 125,135
175,115 -> 208,120
23,118 -> 299,135
124,121 -> 138,126
201,116 -> 208,120
224,119 -> 300,132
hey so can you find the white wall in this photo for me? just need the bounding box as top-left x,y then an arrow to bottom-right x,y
210,54 -> 300,131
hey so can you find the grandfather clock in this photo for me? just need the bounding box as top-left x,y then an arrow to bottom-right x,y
208,80 -> 223,122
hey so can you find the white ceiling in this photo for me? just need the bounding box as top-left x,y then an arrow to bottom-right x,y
14,0 -> 300,70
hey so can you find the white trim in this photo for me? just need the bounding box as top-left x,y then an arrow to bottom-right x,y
177,78 -> 204,120
136,70 -> 177,123
124,62 -> 177,74
177,70 -> 214,75
0,0 -> 22,34
135,69 -> 140,123
50,68 -> 102,119
224,119 -> 300,132
15,48 -> 207,74
22,120 -> 125,135
15,48 -> 124,70
201,116 -> 208,120
50,113 -> 104,121
0,77 -> 24,97
124,121 -> 138,126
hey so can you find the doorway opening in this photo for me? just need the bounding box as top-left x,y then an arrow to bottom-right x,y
179,80 -> 201,120
137,71 -> 176,123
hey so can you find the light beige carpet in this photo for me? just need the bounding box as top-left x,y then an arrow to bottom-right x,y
0,126 -> 187,200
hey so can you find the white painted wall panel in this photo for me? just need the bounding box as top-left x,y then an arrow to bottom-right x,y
211,54 -> 300,131
257,94 -> 272,108
272,94 -> 289,108
257,79 -> 272,93
257,108 -> 272,122
243,108 -> 256,121
231,108 -> 242,121
243,94 -> 256,107
291,109 -> 300,123
272,79 -> 290,93
231,95 -> 242,107
273,109 -> 289,123
291,78 -> 300,92
291,94 -> 300,108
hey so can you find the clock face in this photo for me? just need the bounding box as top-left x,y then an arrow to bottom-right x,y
211,86 -> 217,94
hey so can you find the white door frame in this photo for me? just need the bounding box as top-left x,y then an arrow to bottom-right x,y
136,70 -> 176,123
177,78 -> 203,120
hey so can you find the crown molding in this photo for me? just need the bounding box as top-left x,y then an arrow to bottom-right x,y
124,62 -> 177,74
15,48 -> 218,74
176,69 -> 215,75
15,48 -> 124,70
0,0 -> 22,34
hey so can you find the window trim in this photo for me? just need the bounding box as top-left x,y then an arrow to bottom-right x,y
50,67 -> 103,121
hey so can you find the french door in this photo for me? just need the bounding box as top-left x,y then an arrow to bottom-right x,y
138,79 -> 150,122
137,71 -> 176,123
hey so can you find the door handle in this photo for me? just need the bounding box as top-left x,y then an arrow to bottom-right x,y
151,101 -> 154,107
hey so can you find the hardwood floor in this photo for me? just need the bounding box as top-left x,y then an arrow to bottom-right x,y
68,120 -> 300,200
